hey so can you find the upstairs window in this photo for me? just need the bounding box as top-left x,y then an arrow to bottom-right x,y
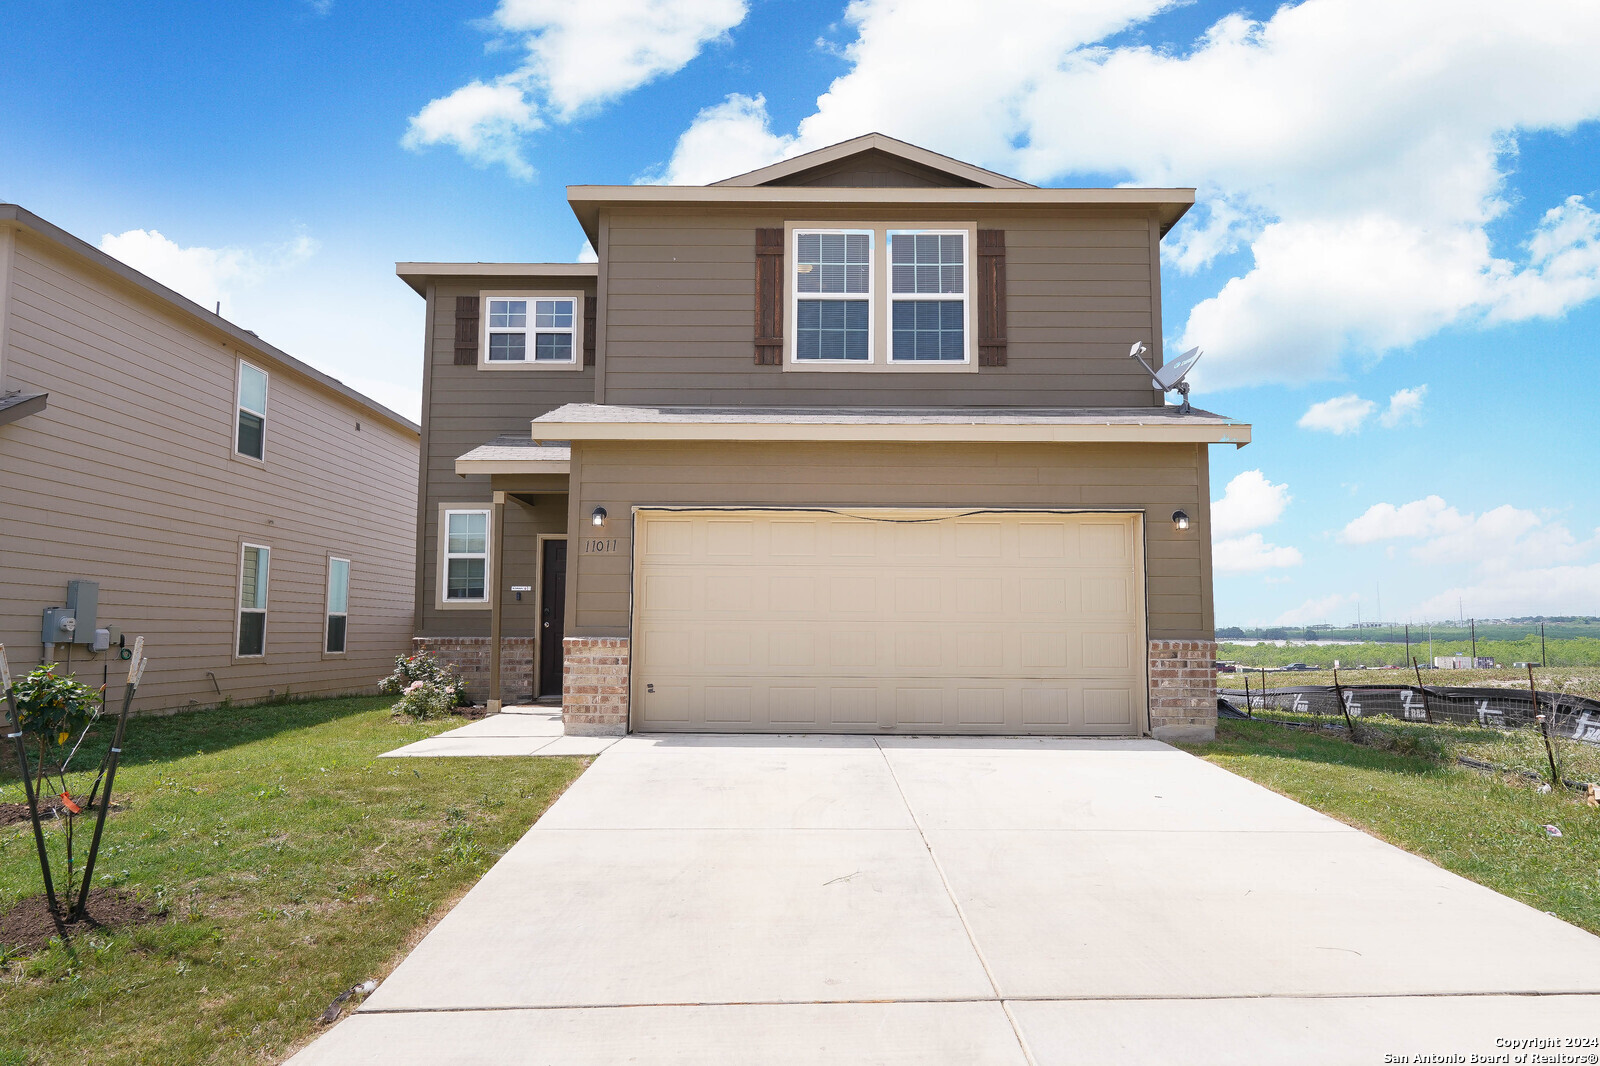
236,361 -> 268,459
325,556 -> 350,654
794,231 -> 871,361
237,544 -> 269,657
889,232 -> 966,362
443,509 -> 490,602
485,296 -> 577,364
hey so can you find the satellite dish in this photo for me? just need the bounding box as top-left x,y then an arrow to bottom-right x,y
1129,342 -> 1203,413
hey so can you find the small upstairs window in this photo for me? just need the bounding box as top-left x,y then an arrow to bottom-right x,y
486,297 -> 577,364
236,361 -> 268,459
794,231 -> 871,361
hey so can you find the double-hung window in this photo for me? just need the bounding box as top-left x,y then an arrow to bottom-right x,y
484,294 -> 580,366
325,557 -> 350,654
237,544 -> 269,657
236,361 -> 268,459
443,509 -> 490,603
786,225 -> 973,369
794,231 -> 871,361
889,231 -> 967,362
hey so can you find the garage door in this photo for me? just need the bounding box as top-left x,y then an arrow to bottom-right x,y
631,509 -> 1147,734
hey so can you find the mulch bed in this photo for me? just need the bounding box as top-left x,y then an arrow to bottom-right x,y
0,796 -> 110,828
0,888 -> 164,954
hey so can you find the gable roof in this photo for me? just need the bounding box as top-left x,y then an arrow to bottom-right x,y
0,204 -> 419,436
710,133 -> 1036,190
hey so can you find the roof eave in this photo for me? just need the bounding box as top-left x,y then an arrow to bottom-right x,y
564,186 -> 1196,245
455,458 -> 572,475
530,420 -> 1250,448
395,261 -> 599,297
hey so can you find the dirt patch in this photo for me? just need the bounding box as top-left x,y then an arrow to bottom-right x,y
0,888 -> 164,954
0,796 -> 114,828
450,706 -> 493,720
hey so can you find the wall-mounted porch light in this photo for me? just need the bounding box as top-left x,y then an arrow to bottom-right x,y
591,506 -> 608,528
1172,510 -> 1190,531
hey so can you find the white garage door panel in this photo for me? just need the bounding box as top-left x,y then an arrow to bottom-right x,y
632,511 -> 1146,735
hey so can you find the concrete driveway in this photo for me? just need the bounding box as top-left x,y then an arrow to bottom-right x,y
292,735 -> 1600,1064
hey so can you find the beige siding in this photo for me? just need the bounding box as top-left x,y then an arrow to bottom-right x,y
568,440 -> 1214,643
600,207 -> 1167,407
0,232 -> 418,711
414,278 -> 592,637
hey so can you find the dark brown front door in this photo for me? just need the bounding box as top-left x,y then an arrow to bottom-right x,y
538,539 -> 567,698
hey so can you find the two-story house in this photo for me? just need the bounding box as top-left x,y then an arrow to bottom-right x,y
1,204 -> 420,711
400,135 -> 1248,740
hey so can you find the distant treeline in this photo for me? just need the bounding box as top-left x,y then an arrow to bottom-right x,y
1218,619 -> 1600,642
1217,637 -> 1600,669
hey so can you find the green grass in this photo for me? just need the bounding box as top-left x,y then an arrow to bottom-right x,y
0,696 -> 588,1065
1217,637 -> 1600,670
1180,719 -> 1600,934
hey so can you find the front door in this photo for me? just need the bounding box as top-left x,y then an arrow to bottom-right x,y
538,539 -> 568,698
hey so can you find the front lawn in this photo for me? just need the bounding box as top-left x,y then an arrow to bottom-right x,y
0,695 -> 587,1065
1181,719 -> 1600,935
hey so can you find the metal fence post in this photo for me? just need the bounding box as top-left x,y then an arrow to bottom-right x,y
1,645 -> 58,914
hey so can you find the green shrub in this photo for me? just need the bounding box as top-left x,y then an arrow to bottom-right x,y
390,679 -> 457,720
379,652 -> 466,706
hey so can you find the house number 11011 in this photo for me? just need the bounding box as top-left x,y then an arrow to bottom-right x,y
582,538 -> 620,554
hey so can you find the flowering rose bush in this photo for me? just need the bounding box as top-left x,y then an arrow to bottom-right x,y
380,652 -> 465,719
391,678 -> 457,720
379,652 -> 465,700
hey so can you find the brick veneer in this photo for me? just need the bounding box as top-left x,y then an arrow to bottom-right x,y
412,637 -> 537,704
1148,639 -> 1218,742
562,637 -> 630,736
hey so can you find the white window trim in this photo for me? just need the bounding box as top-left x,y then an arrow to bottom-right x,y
235,541 -> 270,660
788,227 -> 875,367
234,359 -> 269,461
886,228 -> 974,367
437,503 -> 494,610
324,555 -> 351,657
479,290 -> 586,371
783,221 -> 978,374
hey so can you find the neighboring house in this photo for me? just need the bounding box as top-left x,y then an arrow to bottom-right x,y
0,204 -> 420,712
400,134 -> 1249,740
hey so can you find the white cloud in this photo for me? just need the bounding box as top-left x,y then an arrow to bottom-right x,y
1274,592 -> 1355,627
576,240 -> 598,263
660,0 -> 1600,388
1340,495 -> 1592,572
98,228 -> 318,318
1297,393 -> 1374,435
1340,495 -> 1461,544
405,0 -> 748,177
1214,533 -> 1303,574
402,81 -> 543,180
1212,469 -> 1291,537
1379,385 -> 1428,428
650,93 -> 795,185
1414,560 -> 1600,619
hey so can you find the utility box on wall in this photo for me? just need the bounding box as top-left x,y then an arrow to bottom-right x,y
65,580 -> 99,640
40,580 -> 103,646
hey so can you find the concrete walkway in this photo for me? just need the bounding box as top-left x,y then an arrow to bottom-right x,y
379,706 -> 619,758
294,735 -> 1600,1064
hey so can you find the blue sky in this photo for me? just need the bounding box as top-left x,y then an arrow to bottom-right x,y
4,0 -> 1599,628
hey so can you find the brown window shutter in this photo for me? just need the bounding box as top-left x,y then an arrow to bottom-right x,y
977,229 -> 1007,366
453,295 -> 479,366
583,295 -> 597,367
754,227 -> 784,366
